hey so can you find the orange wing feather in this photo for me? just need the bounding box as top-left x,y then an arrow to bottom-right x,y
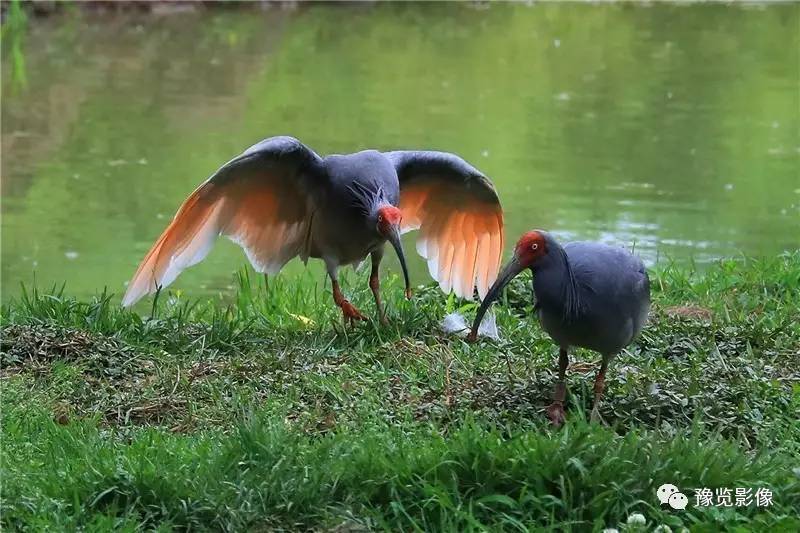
399,176 -> 504,300
123,137 -> 319,307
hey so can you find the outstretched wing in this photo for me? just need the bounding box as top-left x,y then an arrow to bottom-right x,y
122,136 -> 323,307
385,150 -> 504,300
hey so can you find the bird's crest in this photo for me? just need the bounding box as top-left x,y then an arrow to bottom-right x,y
347,181 -> 391,217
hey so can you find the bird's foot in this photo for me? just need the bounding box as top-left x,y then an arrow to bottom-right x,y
340,301 -> 366,324
405,288 -> 413,300
546,401 -> 566,427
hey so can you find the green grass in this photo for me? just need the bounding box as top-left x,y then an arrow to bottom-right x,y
2,253 -> 799,531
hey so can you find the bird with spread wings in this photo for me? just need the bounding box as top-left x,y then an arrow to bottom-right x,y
123,136 -> 504,324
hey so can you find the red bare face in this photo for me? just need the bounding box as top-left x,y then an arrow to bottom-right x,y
377,205 -> 402,235
514,230 -> 548,267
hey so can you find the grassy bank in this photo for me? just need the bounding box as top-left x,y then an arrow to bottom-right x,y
2,253 -> 799,531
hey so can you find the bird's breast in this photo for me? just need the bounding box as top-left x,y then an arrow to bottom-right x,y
308,216 -> 382,267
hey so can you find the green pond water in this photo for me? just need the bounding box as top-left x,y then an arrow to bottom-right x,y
2,3 -> 799,303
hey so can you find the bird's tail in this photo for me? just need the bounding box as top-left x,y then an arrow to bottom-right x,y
122,186 -> 221,307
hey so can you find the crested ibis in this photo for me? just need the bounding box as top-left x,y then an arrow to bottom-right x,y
122,136 -> 504,324
468,230 -> 650,424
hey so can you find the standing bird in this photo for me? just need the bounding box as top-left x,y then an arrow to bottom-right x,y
122,136 -> 504,324
468,230 -> 650,424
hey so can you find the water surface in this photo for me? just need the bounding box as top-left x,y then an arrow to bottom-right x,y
2,3 -> 798,302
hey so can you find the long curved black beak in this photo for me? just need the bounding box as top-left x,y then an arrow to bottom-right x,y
469,255 -> 524,340
388,226 -> 412,299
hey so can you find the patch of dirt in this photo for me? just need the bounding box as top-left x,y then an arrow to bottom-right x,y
0,324 -> 188,427
1,324 -> 137,376
663,305 -> 714,321
381,369 -> 553,426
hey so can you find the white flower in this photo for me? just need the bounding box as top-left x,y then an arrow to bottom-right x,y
653,526 -> 672,533
601,529 -> 619,533
626,513 -> 647,526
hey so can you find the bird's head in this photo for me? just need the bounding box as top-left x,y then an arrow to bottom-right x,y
513,230 -> 549,269
467,230 -> 551,341
376,205 -> 412,299
376,205 -> 402,237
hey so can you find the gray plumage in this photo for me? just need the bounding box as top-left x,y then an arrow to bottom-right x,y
532,233 -> 650,356
308,150 -> 401,268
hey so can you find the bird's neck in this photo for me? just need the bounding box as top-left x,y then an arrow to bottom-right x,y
533,244 -> 582,322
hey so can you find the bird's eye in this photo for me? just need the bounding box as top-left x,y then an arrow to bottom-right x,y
378,215 -> 383,223
531,243 -> 539,251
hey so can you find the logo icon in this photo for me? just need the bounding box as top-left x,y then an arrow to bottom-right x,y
669,492 -> 689,510
657,483 -> 688,510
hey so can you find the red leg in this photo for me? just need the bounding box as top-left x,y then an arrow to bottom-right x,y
546,347 -> 569,426
590,355 -> 610,423
369,251 -> 388,325
331,277 -> 365,325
